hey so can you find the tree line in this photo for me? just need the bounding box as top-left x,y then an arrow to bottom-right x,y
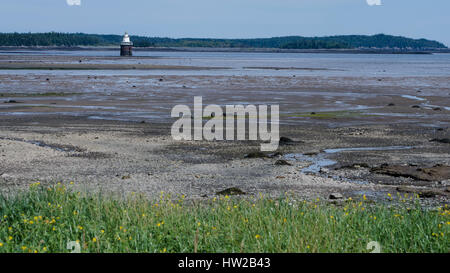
0,32 -> 446,49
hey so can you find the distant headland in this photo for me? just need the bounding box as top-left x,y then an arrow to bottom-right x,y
0,32 -> 448,53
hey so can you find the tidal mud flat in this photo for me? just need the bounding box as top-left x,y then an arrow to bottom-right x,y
0,52 -> 449,205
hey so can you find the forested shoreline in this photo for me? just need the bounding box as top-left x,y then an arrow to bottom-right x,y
0,33 -> 446,49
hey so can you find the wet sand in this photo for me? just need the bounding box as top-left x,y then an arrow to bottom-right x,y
0,54 -> 449,205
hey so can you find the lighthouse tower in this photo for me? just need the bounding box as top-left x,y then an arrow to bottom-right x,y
120,32 -> 133,56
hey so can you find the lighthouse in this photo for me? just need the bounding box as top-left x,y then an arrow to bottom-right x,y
120,32 -> 133,56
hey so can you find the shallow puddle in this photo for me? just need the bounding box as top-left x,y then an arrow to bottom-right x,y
285,146 -> 414,176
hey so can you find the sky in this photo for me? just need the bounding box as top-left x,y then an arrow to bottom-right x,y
1,0 -> 449,46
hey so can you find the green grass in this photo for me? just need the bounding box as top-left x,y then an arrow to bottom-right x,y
0,183 -> 448,253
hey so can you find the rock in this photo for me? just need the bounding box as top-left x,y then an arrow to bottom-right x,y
396,186 -> 447,198
304,151 -> 319,156
280,136 -> 294,142
216,187 -> 246,196
329,193 -> 344,200
430,138 -> 450,144
279,137 -> 299,146
268,152 -> 283,158
275,160 -> 292,166
121,175 -> 131,180
276,176 -> 285,179
371,164 -> 450,182
338,163 -> 370,169
244,152 -> 268,159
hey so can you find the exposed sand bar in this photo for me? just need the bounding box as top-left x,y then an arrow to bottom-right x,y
0,62 -> 229,70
